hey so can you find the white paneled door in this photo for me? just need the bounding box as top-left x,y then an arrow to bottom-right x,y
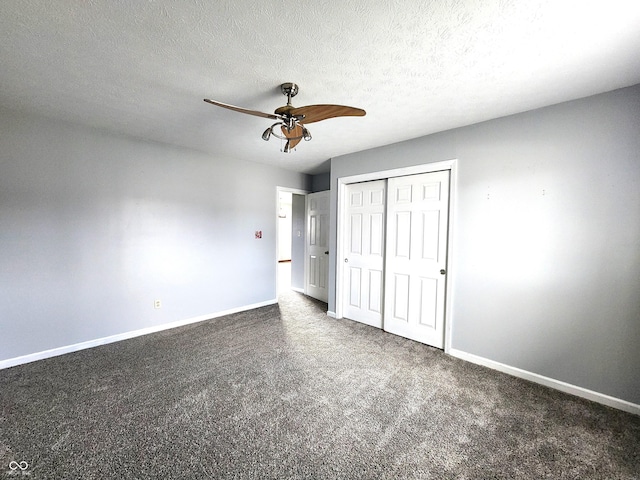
342,180 -> 386,328
306,191 -> 329,302
383,171 -> 450,348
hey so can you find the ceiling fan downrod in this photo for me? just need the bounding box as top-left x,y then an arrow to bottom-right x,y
280,82 -> 299,106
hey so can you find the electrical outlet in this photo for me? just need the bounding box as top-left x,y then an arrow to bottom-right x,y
154,299 -> 162,309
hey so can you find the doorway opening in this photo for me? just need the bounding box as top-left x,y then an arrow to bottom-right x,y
276,187 -> 307,297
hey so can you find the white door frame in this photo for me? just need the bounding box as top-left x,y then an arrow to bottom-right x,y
276,187 -> 309,295
335,159 -> 457,353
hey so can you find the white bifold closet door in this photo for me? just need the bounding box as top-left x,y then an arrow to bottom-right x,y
383,170 -> 450,348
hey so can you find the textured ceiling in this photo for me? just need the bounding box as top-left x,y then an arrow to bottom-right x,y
1,0 -> 639,174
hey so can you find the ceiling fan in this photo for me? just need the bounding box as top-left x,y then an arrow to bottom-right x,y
204,83 -> 366,152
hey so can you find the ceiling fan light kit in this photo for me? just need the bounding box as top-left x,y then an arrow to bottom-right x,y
204,83 -> 365,153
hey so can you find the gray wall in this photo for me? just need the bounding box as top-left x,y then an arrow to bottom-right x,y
329,84 -> 640,405
311,172 -> 330,192
0,108 -> 308,361
290,194 -> 306,290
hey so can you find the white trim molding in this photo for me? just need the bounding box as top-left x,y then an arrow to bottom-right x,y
449,348 -> 640,416
0,299 -> 278,370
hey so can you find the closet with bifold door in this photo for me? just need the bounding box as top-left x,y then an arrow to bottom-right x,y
341,170 -> 450,348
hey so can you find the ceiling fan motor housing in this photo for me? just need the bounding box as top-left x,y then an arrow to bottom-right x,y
281,82 -> 299,99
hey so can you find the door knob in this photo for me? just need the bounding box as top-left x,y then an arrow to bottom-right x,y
440,269 -> 446,275
344,258 -> 349,263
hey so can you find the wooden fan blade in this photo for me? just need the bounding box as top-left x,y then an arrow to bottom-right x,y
204,99 -> 281,120
281,124 -> 303,150
288,104 -> 366,124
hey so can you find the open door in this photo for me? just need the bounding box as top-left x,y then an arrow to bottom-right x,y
305,191 -> 329,302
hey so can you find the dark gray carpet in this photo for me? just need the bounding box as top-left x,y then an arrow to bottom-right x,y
1,290 -> 639,479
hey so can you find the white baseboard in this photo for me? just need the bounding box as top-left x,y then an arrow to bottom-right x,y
327,311 -> 337,318
0,298 -> 278,370
448,348 -> 640,416
291,287 -> 305,294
